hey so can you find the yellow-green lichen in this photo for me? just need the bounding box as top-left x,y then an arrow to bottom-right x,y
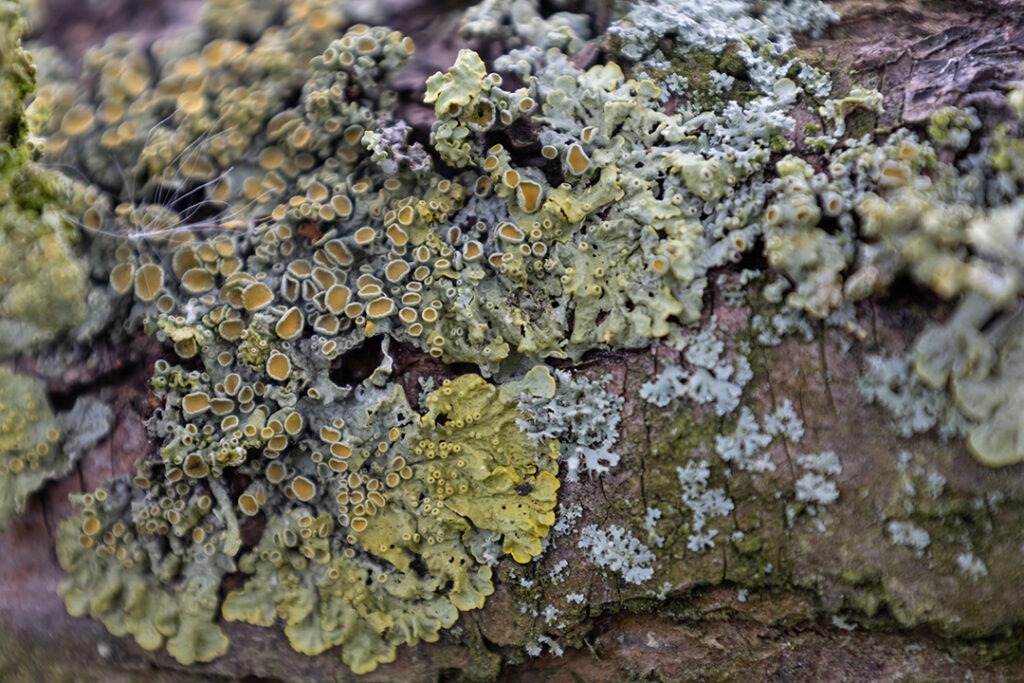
16,0 -> 1024,676
59,367 -> 559,673
0,366 -> 64,528
0,1 -> 85,355
56,480 -> 231,665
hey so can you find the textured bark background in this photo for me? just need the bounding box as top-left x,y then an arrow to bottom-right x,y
2,1 -> 1023,681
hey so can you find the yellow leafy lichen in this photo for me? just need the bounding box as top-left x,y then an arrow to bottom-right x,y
56,480 -> 230,665
59,360 -> 560,673
218,371 -> 559,673
417,374 -> 560,563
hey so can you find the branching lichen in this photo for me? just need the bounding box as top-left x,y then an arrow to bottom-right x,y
516,367 -> 624,481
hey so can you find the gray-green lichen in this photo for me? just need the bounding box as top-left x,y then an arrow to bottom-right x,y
58,366 -> 559,672
1,0 -> 1022,675
0,0 -> 82,529
0,366 -> 65,529
0,0 -> 86,356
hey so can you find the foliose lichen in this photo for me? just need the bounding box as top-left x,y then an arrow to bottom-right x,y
0,366 -> 65,529
0,0 -> 86,356
3,0 -> 1022,673
640,316 -> 753,415
516,367 -> 624,481
577,523 -> 656,585
58,369 -> 559,672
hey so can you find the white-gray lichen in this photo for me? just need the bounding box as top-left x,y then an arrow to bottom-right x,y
577,524 -> 656,585
640,317 -> 753,416
517,369 -> 624,481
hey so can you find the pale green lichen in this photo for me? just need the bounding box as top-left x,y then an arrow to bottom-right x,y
640,316 -> 753,415
928,106 -> 982,151
56,480 -> 232,665
0,0 -> 86,355
30,0 -> 839,377
859,353 -> 973,440
0,366 -> 64,529
59,366 -> 559,672
516,367 -> 624,481
841,124 -> 1024,466
57,396 -> 113,455
764,156 -> 848,317
577,524 -> 655,585
460,0 -> 589,56
611,0 -> 838,96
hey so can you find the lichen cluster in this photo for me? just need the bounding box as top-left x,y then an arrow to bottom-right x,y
607,1 -> 1024,469
805,104 -> 1024,465
0,366 -> 65,528
0,0 -> 84,528
0,0 -> 86,356
58,368 -> 558,672
29,0 -> 844,374
0,0 -> 1021,674
516,368 -> 623,481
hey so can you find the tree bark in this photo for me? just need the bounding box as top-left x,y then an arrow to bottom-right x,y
2,1 -> 1023,681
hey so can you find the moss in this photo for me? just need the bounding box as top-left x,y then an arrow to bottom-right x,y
715,43 -> 748,79
0,2 -> 33,144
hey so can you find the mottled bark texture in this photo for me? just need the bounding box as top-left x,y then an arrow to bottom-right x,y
3,1 -> 1024,681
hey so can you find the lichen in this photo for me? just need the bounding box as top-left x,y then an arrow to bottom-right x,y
461,0 -> 589,56
859,353 -> 972,440
794,451 -> 842,507
0,8 -> 92,524
577,524 -> 656,585
59,369 -> 559,672
0,366 -> 64,529
516,367 -> 624,481
640,317 -> 753,415
26,0 -> 849,378
0,0 -> 86,356
2,0 -> 1022,673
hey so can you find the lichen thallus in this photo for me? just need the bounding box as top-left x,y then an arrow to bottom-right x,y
47,105 -> 277,256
